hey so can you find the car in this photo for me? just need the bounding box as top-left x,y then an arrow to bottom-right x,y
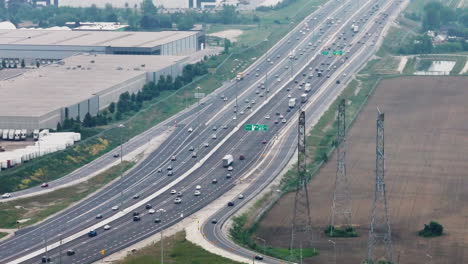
133,216 -> 141,221
112,206 -> 119,211
212,134 -> 217,139
233,116 -> 237,120
196,185 -> 202,190
286,87 -> 291,91
224,97 -> 228,101
239,155 -> 245,160
194,190 -> 201,196
255,255 -> 264,260
336,80 -> 341,84
148,209 -> 156,214
177,192 -> 183,197
170,189 -> 177,195
262,139 -> 267,144
174,198 -> 182,204
255,89 -> 260,94
212,179 -> 218,184
66,250 -> 75,256
255,73 -> 259,77
227,201 -> 235,206
238,194 -> 244,199
133,194 -> 140,199
239,110 -> 244,115
276,112 -> 281,116
167,165 -> 172,170
188,127 -> 193,133
167,171 -> 173,176
96,214 -> 103,219
133,211 -> 140,216
2,193 -> 11,199
113,152 -> 120,158
88,230 -> 97,237
259,93 -> 264,97
192,152 -> 197,158
211,218 -> 218,224
223,124 -> 228,129
220,94 -> 225,99
145,204 -> 152,209
171,156 -> 176,161
42,256 -> 51,263
103,225 -> 111,230
247,104 -> 252,109
227,166 -> 233,171
282,119 -> 287,123
189,146 -> 194,151
157,168 -> 162,173
251,100 -> 256,104
279,114 -> 284,119
277,78 -> 281,82
154,218 -> 161,223
204,142 -> 210,147
226,173 -> 232,179
41,183 -> 49,188
212,126 -> 217,131
274,120 -> 279,124
287,94 -> 292,98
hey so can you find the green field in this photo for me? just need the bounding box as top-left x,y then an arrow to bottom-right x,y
0,232 -> 8,239
117,231 -> 244,264
0,162 -> 133,229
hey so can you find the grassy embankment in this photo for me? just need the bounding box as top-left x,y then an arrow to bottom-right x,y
117,231 -> 244,264
0,162 -> 133,229
0,232 -> 7,239
0,0 -> 326,193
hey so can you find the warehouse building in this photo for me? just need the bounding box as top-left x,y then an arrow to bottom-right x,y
0,29 -> 203,64
0,54 -> 188,130
54,0 -> 238,9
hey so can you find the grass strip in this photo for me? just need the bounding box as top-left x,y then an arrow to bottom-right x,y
0,232 -> 8,239
0,161 -> 134,229
117,231 -> 243,264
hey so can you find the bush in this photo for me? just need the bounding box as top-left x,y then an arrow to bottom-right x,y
324,225 -> 358,237
418,221 -> 443,237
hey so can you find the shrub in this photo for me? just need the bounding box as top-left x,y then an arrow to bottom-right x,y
418,221 -> 443,237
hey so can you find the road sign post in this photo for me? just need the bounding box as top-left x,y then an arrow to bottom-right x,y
321,51 -> 330,55
245,124 -> 268,131
333,50 -> 343,56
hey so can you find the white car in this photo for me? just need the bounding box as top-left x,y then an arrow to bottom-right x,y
148,209 -> 156,214
265,115 -> 270,119
174,198 -> 182,204
251,100 -> 256,104
238,194 -> 244,199
212,134 -> 217,139
188,127 -> 193,133
240,111 -> 244,115
2,193 -> 11,199
170,189 -> 177,195
228,166 -> 233,171
112,206 -> 119,211
224,97 -> 228,101
287,94 -> 292,98
196,185 -> 201,190
204,142 -> 210,147
282,119 -> 287,123
223,124 -> 228,129
104,225 -> 111,230
194,190 -> 201,196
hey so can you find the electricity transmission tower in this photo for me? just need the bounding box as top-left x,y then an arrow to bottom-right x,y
330,98 -> 352,235
290,111 -> 314,254
366,111 -> 394,264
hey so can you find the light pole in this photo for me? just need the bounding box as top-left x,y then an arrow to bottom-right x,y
235,80 -> 239,124
328,239 -> 336,264
118,123 -> 125,210
195,86 -> 202,151
158,209 -> 167,264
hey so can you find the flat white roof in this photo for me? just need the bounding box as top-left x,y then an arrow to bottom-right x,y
0,29 -> 199,48
0,54 -> 187,117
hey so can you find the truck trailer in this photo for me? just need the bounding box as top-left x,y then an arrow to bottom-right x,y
288,98 -> 297,108
222,154 -> 234,167
304,83 -> 312,92
8,129 -> 15,140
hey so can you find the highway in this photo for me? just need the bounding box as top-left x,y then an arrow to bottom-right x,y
0,0 -> 403,263
203,0 -> 406,263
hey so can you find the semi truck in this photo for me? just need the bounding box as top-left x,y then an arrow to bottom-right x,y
8,129 -> 15,140
20,129 -> 27,140
2,130 -> 8,140
304,83 -> 312,92
301,94 -> 308,103
236,72 -> 245,81
222,154 -> 234,167
14,130 -> 21,141
288,98 -> 297,108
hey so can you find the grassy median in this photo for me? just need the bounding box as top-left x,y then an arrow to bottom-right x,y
117,231 -> 243,264
0,161 -> 134,229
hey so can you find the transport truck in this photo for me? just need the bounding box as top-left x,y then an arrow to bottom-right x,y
304,83 -> 312,92
288,98 -> 297,108
8,129 -> 15,140
14,130 -> 21,141
33,129 -> 40,141
236,72 -> 245,81
301,93 -> 308,103
222,154 -> 234,167
20,129 -> 27,140
2,130 -> 8,140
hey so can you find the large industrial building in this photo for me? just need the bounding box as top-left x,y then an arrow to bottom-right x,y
54,0 -> 239,9
0,29 -> 203,64
0,54 -> 188,130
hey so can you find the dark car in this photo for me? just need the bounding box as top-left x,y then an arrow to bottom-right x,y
133,211 -> 140,216
41,256 -> 51,263
88,230 -> 97,237
228,201 -> 235,206
133,216 -> 141,221
41,183 -> 49,188
145,204 -> 152,210
96,214 -> 103,219
239,155 -> 245,160
154,218 -> 161,223
255,255 -> 264,260
336,80 -> 341,84
66,250 -> 75,256
113,153 -> 120,158
211,218 -> 218,224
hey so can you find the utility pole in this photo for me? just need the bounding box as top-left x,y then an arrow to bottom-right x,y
290,111 -> 314,258
118,123 -> 125,211
234,81 -> 238,124
158,209 -> 167,264
366,111 -> 394,264
330,99 -> 352,235
328,239 -> 336,264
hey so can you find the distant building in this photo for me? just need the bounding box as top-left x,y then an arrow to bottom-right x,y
64,22 -> 129,31
55,0 -> 238,9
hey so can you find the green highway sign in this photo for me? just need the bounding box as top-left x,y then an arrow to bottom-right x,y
245,124 -> 268,131
333,50 -> 343,55
321,51 -> 330,55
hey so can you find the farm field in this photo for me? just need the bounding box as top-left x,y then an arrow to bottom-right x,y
256,76 -> 468,263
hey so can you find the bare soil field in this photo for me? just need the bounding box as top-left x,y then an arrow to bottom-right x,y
256,76 -> 468,263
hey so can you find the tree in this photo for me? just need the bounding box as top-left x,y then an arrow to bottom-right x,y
224,38 -> 231,54
108,102 -> 116,113
141,0 -> 157,16
20,59 -> 25,68
36,61 -> 40,68
56,122 -> 62,131
178,15 -> 195,30
419,221 -> 443,237
82,113 -> 95,127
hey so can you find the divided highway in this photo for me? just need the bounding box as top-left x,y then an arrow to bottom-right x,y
0,0 -> 404,263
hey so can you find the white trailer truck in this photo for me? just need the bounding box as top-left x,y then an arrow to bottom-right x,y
20,129 -> 27,140
288,98 -> 297,108
222,154 -> 234,167
8,129 -> 15,140
304,83 -> 312,92
2,130 -> 8,140
14,130 -> 21,141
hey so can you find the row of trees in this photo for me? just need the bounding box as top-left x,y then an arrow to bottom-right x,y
58,61 -> 208,132
1,0 -> 256,30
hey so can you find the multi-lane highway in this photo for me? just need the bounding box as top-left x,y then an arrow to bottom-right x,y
0,0 -> 404,263
203,0 -> 406,262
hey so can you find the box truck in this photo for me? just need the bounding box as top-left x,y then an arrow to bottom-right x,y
301,94 -> 308,103
222,155 -> 234,167
288,98 -> 297,108
304,83 -> 312,92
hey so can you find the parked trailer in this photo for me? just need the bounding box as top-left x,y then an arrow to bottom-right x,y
288,98 -> 297,108
14,130 -> 21,141
2,129 -> 7,140
20,129 -> 27,140
8,129 -> 15,140
33,129 -> 40,141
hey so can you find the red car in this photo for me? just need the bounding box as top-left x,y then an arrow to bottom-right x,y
41,183 -> 49,188
262,140 -> 267,144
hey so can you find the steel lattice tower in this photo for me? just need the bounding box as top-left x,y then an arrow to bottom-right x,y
330,99 -> 352,235
290,111 -> 314,253
366,112 -> 394,264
